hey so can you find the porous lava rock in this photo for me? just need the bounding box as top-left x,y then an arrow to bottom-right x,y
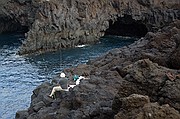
114,94 -> 180,119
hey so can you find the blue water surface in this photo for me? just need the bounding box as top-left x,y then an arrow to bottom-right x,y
0,33 -> 136,119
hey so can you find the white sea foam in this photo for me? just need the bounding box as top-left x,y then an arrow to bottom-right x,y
75,44 -> 87,48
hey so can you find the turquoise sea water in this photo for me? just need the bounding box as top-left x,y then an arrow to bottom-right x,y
0,33 -> 136,119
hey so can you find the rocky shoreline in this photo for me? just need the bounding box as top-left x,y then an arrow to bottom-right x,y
0,0 -> 179,119
15,20 -> 180,119
0,0 -> 179,55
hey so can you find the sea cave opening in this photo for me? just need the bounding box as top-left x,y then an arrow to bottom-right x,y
104,15 -> 148,38
0,17 -> 29,48
0,17 -> 29,34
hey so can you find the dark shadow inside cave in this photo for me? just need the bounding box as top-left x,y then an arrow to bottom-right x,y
0,17 -> 29,48
105,15 -> 148,37
0,17 -> 29,34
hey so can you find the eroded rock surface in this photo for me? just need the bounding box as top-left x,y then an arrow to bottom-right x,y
112,59 -> 180,113
114,94 -> 180,119
1,0 -> 179,54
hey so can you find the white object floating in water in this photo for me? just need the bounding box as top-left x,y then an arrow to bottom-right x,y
75,45 -> 87,48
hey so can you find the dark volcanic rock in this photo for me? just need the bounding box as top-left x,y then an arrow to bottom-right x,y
90,20 -> 180,70
0,0 -> 32,33
16,64 -> 123,119
0,0 -> 179,54
16,20 -> 180,119
112,59 -> 180,113
15,110 -> 29,119
114,94 -> 180,119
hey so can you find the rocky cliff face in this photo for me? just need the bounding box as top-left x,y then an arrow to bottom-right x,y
1,0 -> 180,55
